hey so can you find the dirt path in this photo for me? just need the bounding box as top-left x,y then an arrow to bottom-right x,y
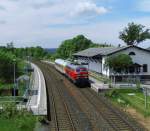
125,107 -> 150,130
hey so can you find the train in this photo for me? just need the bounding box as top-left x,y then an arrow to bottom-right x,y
54,59 -> 90,87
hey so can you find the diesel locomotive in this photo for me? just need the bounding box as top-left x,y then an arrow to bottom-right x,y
55,59 -> 90,86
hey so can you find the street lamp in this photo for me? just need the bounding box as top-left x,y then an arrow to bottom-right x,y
27,56 -> 30,63
13,59 -> 16,100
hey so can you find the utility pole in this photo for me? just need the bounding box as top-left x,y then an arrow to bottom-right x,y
144,87 -> 148,109
13,59 -> 16,100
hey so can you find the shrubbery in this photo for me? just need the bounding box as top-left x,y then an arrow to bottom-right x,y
0,103 -> 37,131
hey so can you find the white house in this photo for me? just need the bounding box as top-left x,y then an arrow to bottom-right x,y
73,45 -> 150,83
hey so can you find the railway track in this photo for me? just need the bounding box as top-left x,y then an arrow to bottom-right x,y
35,61 -> 146,131
80,88 -> 145,131
36,61 -> 93,131
44,62 -> 112,130
61,71 -> 146,131
37,62 -> 76,130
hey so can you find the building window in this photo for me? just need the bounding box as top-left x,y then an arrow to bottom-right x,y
129,66 -> 135,73
143,64 -> 148,72
129,52 -> 136,55
135,67 -> 141,73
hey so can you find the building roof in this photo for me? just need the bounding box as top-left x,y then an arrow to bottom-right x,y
73,45 -> 150,57
73,46 -> 128,57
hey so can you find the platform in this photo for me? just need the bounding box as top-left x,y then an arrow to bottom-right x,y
26,63 -> 47,115
90,77 -> 109,92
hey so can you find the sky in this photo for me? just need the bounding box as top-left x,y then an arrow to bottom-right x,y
0,0 -> 150,48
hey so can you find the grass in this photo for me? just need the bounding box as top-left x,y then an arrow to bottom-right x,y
105,88 -> 150,117
0,103 -> 37,131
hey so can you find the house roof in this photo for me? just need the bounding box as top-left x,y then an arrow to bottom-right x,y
73,45 -> 150,57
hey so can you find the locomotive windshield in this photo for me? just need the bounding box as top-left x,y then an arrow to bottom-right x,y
76,67 -> 87,72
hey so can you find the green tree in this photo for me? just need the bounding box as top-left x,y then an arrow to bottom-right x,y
0,44 -> 51,82
105,54 -> 133,73
56,39 -> 76,59
119,22 -> 150,45
7,42 -> 14,52
13,46 -> 49,59
0,51 -> 18,83
56,35 -> 111,59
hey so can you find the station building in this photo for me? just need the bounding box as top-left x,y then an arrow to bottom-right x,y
73,45 -> 150,83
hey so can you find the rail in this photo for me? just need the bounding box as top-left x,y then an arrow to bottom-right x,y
35,61 -> 77,131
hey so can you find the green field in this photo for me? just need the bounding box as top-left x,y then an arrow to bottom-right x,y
105,89 -> 150,117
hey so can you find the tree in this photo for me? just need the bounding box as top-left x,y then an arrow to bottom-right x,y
0,51 -> 18,83
56,35 -> 111,59
7,42 -> 14,53
119,22 -> 150,45
13,46 -> 49,59
0,44 -> 51,82
105,54 -> 133,84
56,35 -> 92,59
105,54 -> 133,74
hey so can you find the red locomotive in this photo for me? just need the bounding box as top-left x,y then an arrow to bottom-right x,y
55,59 -> 90,86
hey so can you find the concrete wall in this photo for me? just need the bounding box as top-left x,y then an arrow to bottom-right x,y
77,58 -> 102,73
102,56 -> 109,76
89,60 -> 102,73
114,47 -> 150,75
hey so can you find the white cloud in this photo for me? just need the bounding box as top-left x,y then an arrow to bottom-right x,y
0,5 -> 5,11
0,0 -> 149,48
0,20 -> 6,24
70,1 -> 108,17
137,0 -> 150,12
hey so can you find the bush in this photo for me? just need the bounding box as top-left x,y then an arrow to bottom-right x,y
0,103 -> 37,131
0,103 -> 17,119
16,111 -> 37,130
105,89 -> 119,98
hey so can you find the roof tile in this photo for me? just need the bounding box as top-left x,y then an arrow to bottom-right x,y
73,46 -> 128,57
